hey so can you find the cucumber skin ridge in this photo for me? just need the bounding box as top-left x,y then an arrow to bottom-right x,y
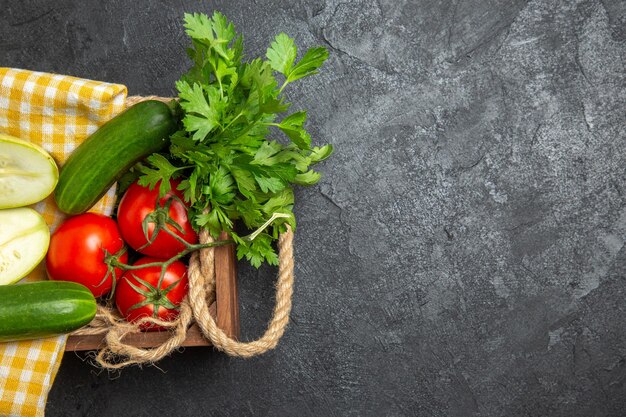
0,281 -> 97,342
55,100 -> 178,214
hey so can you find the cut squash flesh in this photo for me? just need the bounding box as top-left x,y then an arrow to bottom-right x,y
0,208 -> 50,285
0,134 -> 59,209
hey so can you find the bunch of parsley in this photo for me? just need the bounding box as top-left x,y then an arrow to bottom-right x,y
138,12 -> 332,267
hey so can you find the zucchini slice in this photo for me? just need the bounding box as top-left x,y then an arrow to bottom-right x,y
0,133 -> 59,209
0,208 -> 50,285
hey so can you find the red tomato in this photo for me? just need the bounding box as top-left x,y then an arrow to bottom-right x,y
115,257 -> 188,331
46,213 -> 127,298
117,179 -> 197,259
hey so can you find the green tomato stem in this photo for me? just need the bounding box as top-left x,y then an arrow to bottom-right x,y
107,238 -> 233,272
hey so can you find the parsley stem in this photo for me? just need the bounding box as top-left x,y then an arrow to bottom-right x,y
221,111 -> 243,132
242,212 -> 291,241
225,113 -> 265,143
279,81 -> 290,94
210,60 -> 224,99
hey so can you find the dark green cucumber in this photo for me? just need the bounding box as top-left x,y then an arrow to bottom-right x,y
0,281 -> 97,342
55,100 -> 178,214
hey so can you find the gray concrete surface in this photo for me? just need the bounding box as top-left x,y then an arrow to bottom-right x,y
2,0 -> 625,415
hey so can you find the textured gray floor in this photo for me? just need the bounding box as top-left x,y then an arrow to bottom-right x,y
2,0 -> 626,416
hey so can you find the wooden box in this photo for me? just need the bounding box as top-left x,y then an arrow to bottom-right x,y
65,236 -> 240,351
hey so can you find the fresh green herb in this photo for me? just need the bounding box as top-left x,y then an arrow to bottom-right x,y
139,11 -> 332,267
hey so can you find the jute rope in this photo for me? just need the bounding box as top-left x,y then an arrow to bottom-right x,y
188,228 -> 295,358
125,95 -> 171,107
69,96 -> 296,368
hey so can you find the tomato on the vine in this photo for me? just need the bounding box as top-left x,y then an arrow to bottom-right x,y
46,213 -> 127,298
117,179 -> 197,259
115,257 -> 188,331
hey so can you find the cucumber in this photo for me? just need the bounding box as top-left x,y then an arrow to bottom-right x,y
0,134 -> 59,209
0,281 -> 96,342
0,208 -> 50,285
55,100 -> 178,214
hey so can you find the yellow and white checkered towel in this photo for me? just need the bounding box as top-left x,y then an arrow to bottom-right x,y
0,68 -> 127,417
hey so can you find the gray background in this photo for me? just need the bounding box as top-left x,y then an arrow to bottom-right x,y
2,0 -> 626,415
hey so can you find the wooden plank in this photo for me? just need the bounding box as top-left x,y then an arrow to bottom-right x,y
65,304 -> 216,351
215,231 -> 240,340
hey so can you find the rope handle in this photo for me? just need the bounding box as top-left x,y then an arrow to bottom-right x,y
125,95 -> 173,107
188,227 -> 295,358
90,227 -> 294,368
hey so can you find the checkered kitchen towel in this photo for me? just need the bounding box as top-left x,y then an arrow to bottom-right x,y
0,68 -> 127,417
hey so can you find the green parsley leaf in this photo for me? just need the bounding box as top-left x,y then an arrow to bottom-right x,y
137,154 -> 183,195
195,208 -> 221,237
288,47 -> 329,83
266,33 -> 297,75
262,188 -> 294,214
252,141 -> 283,165
276,111 -> 311,149
234,232 -> 279,267
183,13 -> 216,42
183,12 -> 236,60
254,175 -> 285,194
138,11 -> 332,267
310,144 -> 334,163
177,81 -> 224,141
206,166 -> 235,206
230,165 -> 257,196
293,170 -> 322,186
